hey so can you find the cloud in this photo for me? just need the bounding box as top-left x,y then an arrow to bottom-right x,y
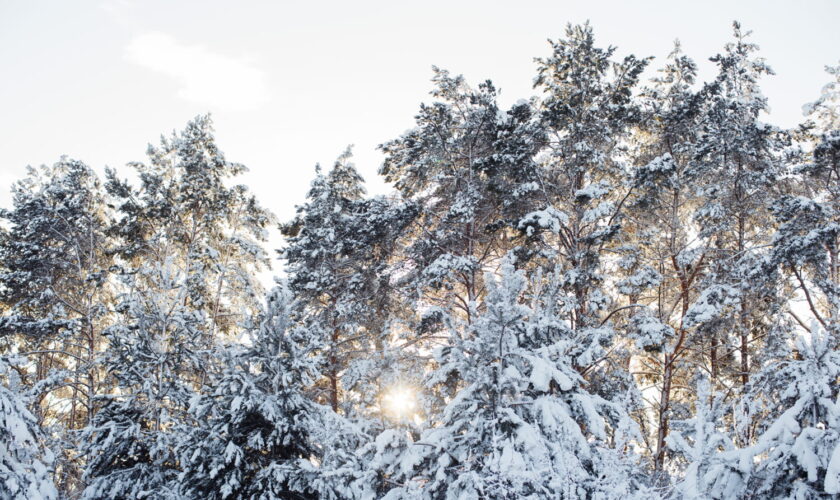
125,32 -> 269,111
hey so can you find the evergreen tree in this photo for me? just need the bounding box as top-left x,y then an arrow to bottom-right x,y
770,195 -> 840,337
334,193 -> 417,416
0,159 -> 114,425
0,158 -> 115,491
281,149 -> 413,415
380,261 -> 649,499
280,150 -> 364,414
524,21 -> 649,363
627,42 -> 711,471
780,62 -> 840,332
803,62 -> 840,132
743,324 -> 840,498
177,286 -> 324,500
519,24 -> 655,478
667,377 -> 746,499
379,68 -> 512,324
0,355 -> 58,500
689,22 -> 787,388
107,114 -> 271,345
377,68 -> 541,437
81,116 -> 272,498
79,255 -> 206,499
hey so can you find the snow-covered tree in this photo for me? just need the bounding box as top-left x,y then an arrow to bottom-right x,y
626,42 -> 708,471
333,194 -> 417,415
803,62 -> 840,132
0,356 -> 57,500
771,195 -> 840,335
778,62 -> 840,332
79,256 -> 206,499
282,149 -> 413,415
742,323 -> 840,498
689,22 -> 787,388
518,25 -> 656,477
667,377 -> 746,499
379,68 -> 513,324
0,158 -> 116,492
0,159 -> 115,426
376,68 -> 543,441
81,116 -> 272,498
380,261 -> 650,499
177,286 -> 325,499
523,22 -> 648,349
107,114 -> 271,345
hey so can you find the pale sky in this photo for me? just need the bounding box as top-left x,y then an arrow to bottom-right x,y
1,0 -> 838,271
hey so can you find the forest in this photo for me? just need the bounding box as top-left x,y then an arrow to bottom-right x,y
1,21 -> 839,499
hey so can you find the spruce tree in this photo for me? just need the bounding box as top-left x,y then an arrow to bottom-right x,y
79,254 -> 206,498
743,324 -> 840,497
0,355 -> 58,500
177,286 -> 324,500
380,261 -> 649,499
667,377 -> 746,499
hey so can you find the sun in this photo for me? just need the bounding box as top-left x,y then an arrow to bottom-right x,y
382,386 -> 417,418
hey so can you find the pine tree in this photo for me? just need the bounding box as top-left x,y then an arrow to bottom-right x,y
107,114 -> 271,345
81,115 -> 272,498
779,62 -> 840,332
334,193 -> 417,416
0,355 -> 58,500
803,62 -> 840,132
0,158 -> 116,491
519,24 -> 656,476
524,21 -> 649,355
379,68 -> 511,325
381,261 -> 649,499
667,377 -> 746,499
689,22 -> 787,389
177,286 -> 324,500
281,150 -> 365,415
742,324 -> 840,497
626,42 -> 712,471
770,195 -> 840,337
376,68 -> 541,445
0,159 -> 115,423
753,68 -> 840,494
281,149 -> 413,415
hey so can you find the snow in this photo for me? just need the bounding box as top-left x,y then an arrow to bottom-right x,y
518,206 -> 568,235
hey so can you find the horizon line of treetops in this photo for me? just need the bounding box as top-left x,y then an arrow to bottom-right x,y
2,20 -> 840,500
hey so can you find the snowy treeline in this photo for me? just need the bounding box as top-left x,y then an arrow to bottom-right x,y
1,22 -> 839,499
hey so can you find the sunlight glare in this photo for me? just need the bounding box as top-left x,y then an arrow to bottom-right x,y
383,386 -> 417,418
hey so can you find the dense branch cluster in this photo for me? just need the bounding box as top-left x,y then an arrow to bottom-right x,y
1,22 -> 839,499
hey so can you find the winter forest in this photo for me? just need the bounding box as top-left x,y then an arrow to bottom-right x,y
2,21 -> 840,499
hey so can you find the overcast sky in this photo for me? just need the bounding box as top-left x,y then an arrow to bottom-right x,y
1,0 -> 838,266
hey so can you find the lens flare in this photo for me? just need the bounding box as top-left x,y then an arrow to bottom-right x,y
383,386 -> 416,418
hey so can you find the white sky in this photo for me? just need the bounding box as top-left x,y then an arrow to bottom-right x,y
1,0 -> 838,273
